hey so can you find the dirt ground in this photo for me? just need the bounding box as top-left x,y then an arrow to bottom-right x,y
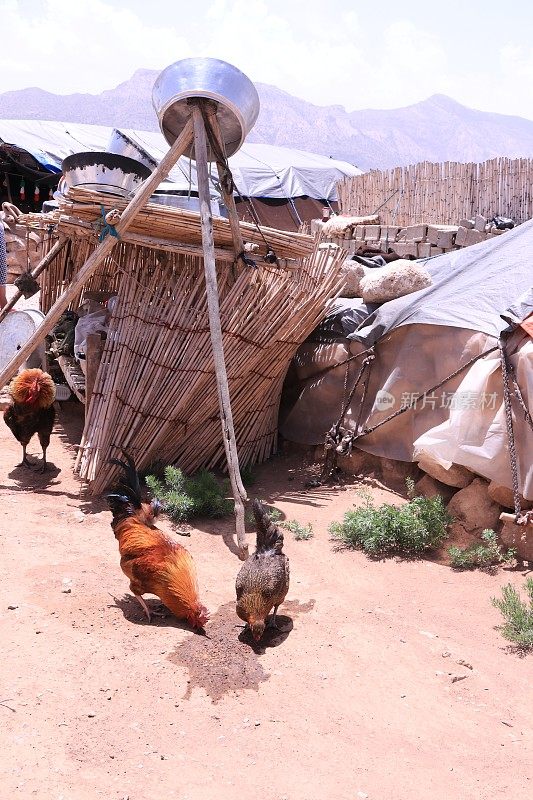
1,398 -> 532,800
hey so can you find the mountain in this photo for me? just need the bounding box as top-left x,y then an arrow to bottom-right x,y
2,70 -> 533,170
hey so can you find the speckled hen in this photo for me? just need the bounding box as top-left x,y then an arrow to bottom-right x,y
235,499 -> 290,641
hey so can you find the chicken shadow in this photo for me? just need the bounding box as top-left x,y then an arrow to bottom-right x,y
6,460 -> 61,488
237,614 -> 294,652
109,594 -> 204,633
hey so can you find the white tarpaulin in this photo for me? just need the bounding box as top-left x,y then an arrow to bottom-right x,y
0,119 -> 361,199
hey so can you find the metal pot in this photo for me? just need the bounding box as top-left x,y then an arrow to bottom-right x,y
0,309 -> 46,371
61,152 -> 151,197
152,57 -> 260,159
106,129 -> 158,171
150,192 -> 223,217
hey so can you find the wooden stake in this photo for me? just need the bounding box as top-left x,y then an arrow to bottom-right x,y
85,332 -> 105,412
0,238 -> 65,324
191,101 -> 249,560
0,119 -> 194,390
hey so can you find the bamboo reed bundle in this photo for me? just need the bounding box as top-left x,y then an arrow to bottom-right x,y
55,187 -> 315,260
62,234 -> 345,491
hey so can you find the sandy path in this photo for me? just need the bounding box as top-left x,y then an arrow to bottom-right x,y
0,403 -> 531,800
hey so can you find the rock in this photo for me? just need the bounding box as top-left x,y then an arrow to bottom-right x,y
474,214 -> 487,232
446,478 -> 501,540
337,449 -> 382,477
499,513 -> 533,562
322,214 -> 379,236
339,260 -> 368,298
380,457 -> 419,491
487,481 -> 533,511
417,453 -> 474,488
360,260 -> 432,303
414,474 -> 456,504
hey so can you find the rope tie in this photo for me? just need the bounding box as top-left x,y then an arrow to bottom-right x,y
97,206 -> 120,243
200,105 -> 279,268
322,351 -> 375,471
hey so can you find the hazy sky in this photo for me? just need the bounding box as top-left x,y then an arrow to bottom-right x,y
2,0 -> 532,120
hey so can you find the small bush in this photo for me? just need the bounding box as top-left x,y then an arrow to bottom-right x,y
492,578 -> 533,651
448,530 -> 516,569
329,488 -> 451,556
240,466 -> 256,487
245,504 -> 283,526
281,520 -> 314,540
145,466 -> 233,523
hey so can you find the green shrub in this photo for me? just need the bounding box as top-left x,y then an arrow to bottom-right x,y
329,489 -> 451,556
245,504 -> 283,526
281,520 -> 314,540
145,466 -> 233,523
240,465 -> 256,487
492,578 -> 533,651
448,530 -> 516,569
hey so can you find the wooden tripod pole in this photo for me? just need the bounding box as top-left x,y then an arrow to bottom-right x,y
0,119 -> 194,391
0,239 -> 66,325
191,101 -> 249,560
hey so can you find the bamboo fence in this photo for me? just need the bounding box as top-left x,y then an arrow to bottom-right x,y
338,157 -> 533,226
31,190 -> 345,492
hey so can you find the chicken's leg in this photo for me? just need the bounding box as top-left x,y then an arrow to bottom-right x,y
268,605 -> 281,630
134,594 -> 152,622
38,431 -> 51,473
19,443 -> 32,468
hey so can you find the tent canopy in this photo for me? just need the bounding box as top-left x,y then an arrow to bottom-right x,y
0,119 -> 361,200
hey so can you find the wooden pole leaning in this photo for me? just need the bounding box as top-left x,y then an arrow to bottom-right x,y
0,119 -> 194,390
191,101 -> 249,560
0,239 -> 65,325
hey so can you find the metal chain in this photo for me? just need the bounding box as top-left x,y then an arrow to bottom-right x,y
353,344 -> 499,441
313,345 -> 376,379
506,356 -> 533,433
498,338 -> 522,520
337,353 -> 375,429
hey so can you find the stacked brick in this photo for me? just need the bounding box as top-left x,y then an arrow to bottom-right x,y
312,213 -> 511,258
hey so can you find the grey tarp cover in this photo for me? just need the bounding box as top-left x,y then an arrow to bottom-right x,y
281,222 -> 533,497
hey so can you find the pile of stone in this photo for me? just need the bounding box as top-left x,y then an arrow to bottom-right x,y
312,214 -> 511,259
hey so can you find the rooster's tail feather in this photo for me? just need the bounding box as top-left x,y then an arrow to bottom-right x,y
106,450 -> 144,524
108,450 -> 142,503
252,499 -> 284,554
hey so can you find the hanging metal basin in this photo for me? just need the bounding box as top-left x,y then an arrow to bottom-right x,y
152,57 -> 260,159
61,152 -> 151,197
106,129 -> 158,172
